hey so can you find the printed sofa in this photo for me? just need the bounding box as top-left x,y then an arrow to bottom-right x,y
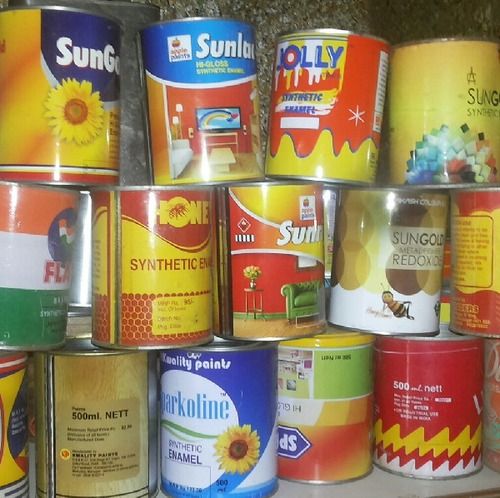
281,280 -> 321,323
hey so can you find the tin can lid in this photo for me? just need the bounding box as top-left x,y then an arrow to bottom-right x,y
280,326 -> 375,349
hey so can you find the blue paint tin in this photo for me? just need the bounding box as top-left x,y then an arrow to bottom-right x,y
140,17 -> 264,184
159,341 -> 278,497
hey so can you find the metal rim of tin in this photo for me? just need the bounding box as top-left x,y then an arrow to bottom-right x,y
0,179 -> 82,197
279,467 -> 373,486
171,338 -> 277,353
392,36 -> 499,50
220,179 -> 324,189
0,5 -> 121,25
276,28 -> 389,46
449,325 -> 500,340
383,181 -> 500,191
141,16 -> 253,31
450,185 -> 500,196
374,327 -> 482,343
337,184 -> 450,195
92,335 -> 213,351
90,184 -> 216,193
373,461 -> 482,481
48,337 -> 150,356
280,330 -> 375,349
327,321 -> 441,337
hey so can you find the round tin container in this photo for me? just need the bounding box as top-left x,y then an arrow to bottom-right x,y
277,329 -> 374,483
91,186 -> 214,349
0,7 -> 121,185
450,188 -> 500,338
328,187 -> 449,335
140,17 -> 264,185
484,338 -> 500,472
387,38 -> 500,186
34,338 -> 158,497
215,181 -> 326,340
265,29 -> 390,184
0,352 -> 28,498
374,330 -> 484,479
0,181 -> 79,350
159,341 -> 278,498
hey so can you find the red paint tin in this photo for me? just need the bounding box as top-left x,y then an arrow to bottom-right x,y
484,338 -> 500,472
374,330 -> 483,479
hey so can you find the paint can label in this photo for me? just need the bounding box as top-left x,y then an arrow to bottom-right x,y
221,183 -> 326,339
374,336 -> 483,478
451,189 -> 500,337
329,189 -> 448,335
92,188 -> 213,348
265,30 -> 389,183
35,350 -> 154,497
160,346 -> 278,497
277,334 -> 374,482
0,8 -> 120,185
0,184 -> 78,349
388,40 -> 500,186
484,339 -> 500,472
0,353 -> 28,497
140,18 -> 264,184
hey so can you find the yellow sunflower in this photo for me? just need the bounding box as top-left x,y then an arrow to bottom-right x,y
214,424 -> 260,474
44,78 -> 104,145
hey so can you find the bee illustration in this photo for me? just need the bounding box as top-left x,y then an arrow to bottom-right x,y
381,289 -> 414,320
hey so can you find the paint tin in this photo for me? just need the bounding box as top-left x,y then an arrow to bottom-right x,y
160,341 -> 278,498
322,186 -> 337,281
484,338 -> 500,472
91,186 -> 214,349
140,17 -> 264,185
374,331 -> 483,479
265,29 -> 390,184
450,188 -> 500,338
216,182 -> 326,340
328,187 -> 448,335
0,352 -> 28,498
0,7 -> 121,185
387,38 -> 500,186
0,181 -> 79,350
34,338 -> 157,497
277,329 -> 374,483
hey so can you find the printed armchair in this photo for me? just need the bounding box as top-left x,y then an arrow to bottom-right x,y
281,280 -> 321,323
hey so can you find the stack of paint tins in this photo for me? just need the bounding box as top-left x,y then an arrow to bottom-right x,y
0,2 -> 163,497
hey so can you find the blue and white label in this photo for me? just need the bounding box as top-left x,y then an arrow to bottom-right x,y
141,19 -> 256,85
277,426 -> 312,459
160,347 -> 278,498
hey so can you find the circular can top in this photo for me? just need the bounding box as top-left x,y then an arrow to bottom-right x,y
392,36 -> 499,50
280,327 -> 375,349
276,28 -> 389,46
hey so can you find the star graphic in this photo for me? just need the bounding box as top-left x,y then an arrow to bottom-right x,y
348,105 -> 365,126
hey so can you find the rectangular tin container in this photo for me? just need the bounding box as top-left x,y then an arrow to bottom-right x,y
328,187 -> 449,335
0,181 -> 79,350
34,338 -> 158,497
91,186 -> 214,349
451,187 -> 500,338
484,338 -> 500,472
374,330 -> 483,479
140,17 -> 264,185
387,38 -> 500,186
0,7 -> 120,185
277,328 -> 374,483
0,352 -> 28,497
159,341 -> 278,498
215,181 -> 326,340
265,29 -> 389,184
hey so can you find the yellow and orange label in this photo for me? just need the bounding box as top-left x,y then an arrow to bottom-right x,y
92,188 -> 214,348
0,8 -> 120,185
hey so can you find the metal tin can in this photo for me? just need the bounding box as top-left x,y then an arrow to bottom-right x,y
265,29 -> 390,184
216,182 -> 326,340
0,7 -> 121,185
140,17 -> 264,185
0,352 -> 28,497
450,188 -> 500,338
374,330 -> 483,479
322,186 -> 337,281
34,338 -> 158,497
277,329 -> 374,483
0,181 -> 79,350
387,38 -> 500,186
328,187 -> 449,335
91,186 -> 214,349
159,341 -> 278,498
484,338 -> 500,472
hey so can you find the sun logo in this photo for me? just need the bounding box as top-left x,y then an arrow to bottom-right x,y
44,78 -> 104,145
59,448 -> 71,460
157,197 -> 209,227
214,424 -> 260,474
